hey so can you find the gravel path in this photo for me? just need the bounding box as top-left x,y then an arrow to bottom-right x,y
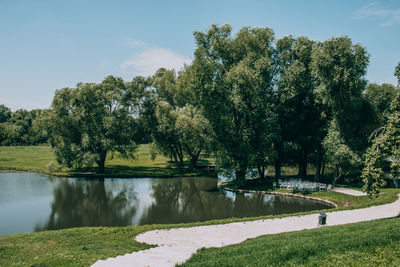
333,187 -> 367,196
92,195 -> 400,267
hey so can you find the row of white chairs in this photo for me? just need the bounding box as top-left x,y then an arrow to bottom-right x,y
273,179 -> 332,191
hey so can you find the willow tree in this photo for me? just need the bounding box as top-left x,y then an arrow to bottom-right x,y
362,92 -> 400,196
191,25 -> 276,185
46,76 -> 141,173
276,36 -> 324,179
148,68 -> 213,171
362,64 -> 400,197
364,83 -> 398,126
312,36 -> 370,184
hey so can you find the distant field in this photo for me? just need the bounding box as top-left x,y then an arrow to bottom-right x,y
0,145 -> 55,172
0,145 -> 333,179
0,144 -> 212,177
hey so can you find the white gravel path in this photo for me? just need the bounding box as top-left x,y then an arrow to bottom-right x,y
333,187 -> 367,196
92,195 -> 400,267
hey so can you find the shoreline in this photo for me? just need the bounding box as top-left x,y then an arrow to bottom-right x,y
0,167 -> 217,179
218,183 -> 338,208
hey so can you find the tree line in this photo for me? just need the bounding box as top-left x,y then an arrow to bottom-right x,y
0,106 -> 47,145
1,24 -> 400,194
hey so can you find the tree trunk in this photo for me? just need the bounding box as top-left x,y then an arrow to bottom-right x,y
298,146 -> 308,179
274,141 -> 282,181
97,151 -> 107,174
332,165 -> 341,188
171,150 -> 182,170
275,160 -> 281,180
188,157 -> 197,171
321,160 -> 326,178
315,149 -> 322,181
178,144 -> 184,167
298,159 -> 307,179
235,169 -> 246,187
257,165 -> 265,181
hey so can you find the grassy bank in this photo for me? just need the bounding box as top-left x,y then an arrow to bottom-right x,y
0,188 -> 399,266
0,144 -> 214,178
180,216 -> 400,267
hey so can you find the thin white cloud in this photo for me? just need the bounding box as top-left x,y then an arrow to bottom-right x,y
125,38 -> 146,47
121,48 -> 192,77
354,2 -> 400,26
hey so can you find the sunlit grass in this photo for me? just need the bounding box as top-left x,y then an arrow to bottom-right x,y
180,217 -> 400,267
0,144 -> 214,177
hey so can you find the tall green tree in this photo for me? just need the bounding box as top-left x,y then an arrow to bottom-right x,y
46,76 -> 140,173
312,36 -> 371,183
174,104 -> 213,170
362,63 -> 400,196
192,25 -> 276,184
148,68 -> 213,171
276,36 -> 324,179
362,92 -> 400,196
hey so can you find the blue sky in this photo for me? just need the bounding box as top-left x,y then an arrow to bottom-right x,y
1,0 -> 400,111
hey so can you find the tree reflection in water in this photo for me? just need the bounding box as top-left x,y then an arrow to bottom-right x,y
35,178 -> 137,231
34,176 -> 331,231
138,178 -> 323,225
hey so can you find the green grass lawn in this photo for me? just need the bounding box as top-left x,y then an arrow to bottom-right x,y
0,145 -> 55,172
180,216 -> 400,267
0,188 -> 399,266
0,144 -> 214,177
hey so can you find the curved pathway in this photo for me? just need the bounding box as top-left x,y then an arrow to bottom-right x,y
333,187 -> 367,196
93,194 -> 400,267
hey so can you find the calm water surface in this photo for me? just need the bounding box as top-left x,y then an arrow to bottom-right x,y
0,173 -> 332,235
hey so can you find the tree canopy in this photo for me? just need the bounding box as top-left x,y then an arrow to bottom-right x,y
45,76 -> 142,173
362,63 -> 400,196
191,25 -> 276,184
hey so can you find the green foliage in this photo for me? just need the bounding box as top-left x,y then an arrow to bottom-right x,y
146,67 -> 213,171
46,76 -> 141,173
364,83 -> 398,124
312,36 -> 372,182
362,92 -> 400,196
395,61 -> 400,86
276,36 -> 324,178
174,104 -> 214,169
46,160 -> 62,172
192,24 -> 276,184
312,37 -> 369,112
0,107 -> 48,145
323,120 -> 362,174
0,104 -> 11,123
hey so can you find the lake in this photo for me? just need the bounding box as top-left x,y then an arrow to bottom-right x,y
0,173 -> 332,235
